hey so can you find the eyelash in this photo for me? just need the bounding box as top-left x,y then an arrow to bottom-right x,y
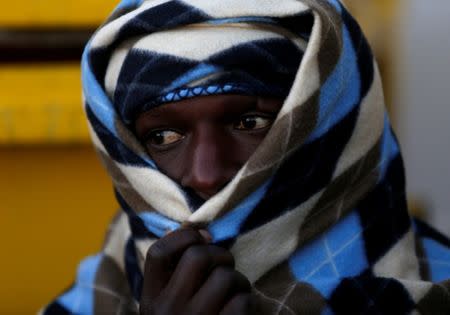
233,115 -> 273,130
146,129 -> 184,147
144,114 -> 275,148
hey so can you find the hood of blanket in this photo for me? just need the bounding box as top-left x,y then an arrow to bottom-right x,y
83,0 -> 405,282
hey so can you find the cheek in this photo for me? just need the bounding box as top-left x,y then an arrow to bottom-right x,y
230,132 -> 268,163
150,150 -> 185,182
148,131 -> 269,183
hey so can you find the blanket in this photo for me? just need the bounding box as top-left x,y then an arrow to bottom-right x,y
42,0 -> 450,314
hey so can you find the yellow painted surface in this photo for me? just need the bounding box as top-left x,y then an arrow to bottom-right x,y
0,0 -> 118,27
0,145 -> 117,314
0,64 -> 89,144
344,0 -> 400,114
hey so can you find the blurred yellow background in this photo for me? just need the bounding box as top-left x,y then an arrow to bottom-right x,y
0,0 -> 118,27
1,1 -> 119,314
0,65 -> 88,144
0,146 -> 117,314
0,0 -> 429,314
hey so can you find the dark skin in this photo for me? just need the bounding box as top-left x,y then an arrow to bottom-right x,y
135,95 -> 283,314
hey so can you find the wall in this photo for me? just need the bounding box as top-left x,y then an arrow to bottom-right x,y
0,1 -> 118,313
396,0 -> 450,232
0,146 -> 117,314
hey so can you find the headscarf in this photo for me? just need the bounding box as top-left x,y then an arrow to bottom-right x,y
42,0 -> 450,314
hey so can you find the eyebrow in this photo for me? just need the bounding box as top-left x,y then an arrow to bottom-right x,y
136,95 -> 279,124
138,105 -> 168,119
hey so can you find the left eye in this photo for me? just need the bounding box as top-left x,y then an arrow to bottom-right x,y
234,115 -> 273,130
146,130 -> 184,146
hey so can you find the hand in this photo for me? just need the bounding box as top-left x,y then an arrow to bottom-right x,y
139,228 -> 254,315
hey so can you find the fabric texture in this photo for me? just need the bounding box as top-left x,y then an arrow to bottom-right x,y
42,0 -> 450,314
104,22 -> 307,124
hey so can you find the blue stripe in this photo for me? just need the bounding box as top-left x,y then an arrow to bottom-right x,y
83,45 -> 156,168
208,179 -> 272,242
163,63 -> 223,92
139,212 -> 181,237
82,45 -> 118,137
308,23 -> 360,142
327,0 -> 343,12
422,237 -> 450,282
207,16 -> 276,25
58,254 -> 103,315
379,115 -> 400,179
159,84 -> 241,104
85,105 -> 157,168
116,0 -> 143,10
322,307 -> 335,315
288,212 -> 367,298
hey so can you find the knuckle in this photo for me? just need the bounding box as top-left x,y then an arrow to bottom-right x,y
211,266 -> 235,282
219,269 -> 251,292
232,293 -> 252,310
183,245 -> 211,265
146,240 -> 168,262
211,246 -> 235,266
145,228 -> 204,262
221,294 -> 253,315
157,302 -> 175,315
174,227 -> 205,244
143,297 -> 176,315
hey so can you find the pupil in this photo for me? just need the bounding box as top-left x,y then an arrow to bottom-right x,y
243,117 -> 256,129
153,132 -> 164,145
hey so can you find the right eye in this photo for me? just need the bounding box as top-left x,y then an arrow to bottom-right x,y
146,130 -> 184,146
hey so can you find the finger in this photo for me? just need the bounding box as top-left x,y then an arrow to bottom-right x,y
220,294 -> 253,315
164,245 -> 234,301
198,229 -> 212,242
141,228 -> 207,303
189,267 -> 251,314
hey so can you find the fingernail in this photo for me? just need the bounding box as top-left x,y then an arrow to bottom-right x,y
199,229 -> 212,243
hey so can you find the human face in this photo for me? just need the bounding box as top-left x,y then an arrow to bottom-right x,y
134,95 -> 283,200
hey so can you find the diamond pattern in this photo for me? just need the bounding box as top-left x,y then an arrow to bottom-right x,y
289,212 -> 368,297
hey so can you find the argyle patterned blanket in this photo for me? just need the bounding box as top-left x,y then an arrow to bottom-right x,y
42,0 -> 450,314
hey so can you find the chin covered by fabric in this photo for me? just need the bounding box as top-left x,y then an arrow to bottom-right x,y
42,0 -> 450,314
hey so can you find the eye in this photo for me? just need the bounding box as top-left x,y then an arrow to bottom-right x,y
234,115 -> 273,131
146,130 -> 184,146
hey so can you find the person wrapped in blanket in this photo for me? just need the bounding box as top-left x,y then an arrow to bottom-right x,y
41,0 -> 450,314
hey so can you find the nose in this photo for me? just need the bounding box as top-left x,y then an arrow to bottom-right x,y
181,126 -> 235,199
